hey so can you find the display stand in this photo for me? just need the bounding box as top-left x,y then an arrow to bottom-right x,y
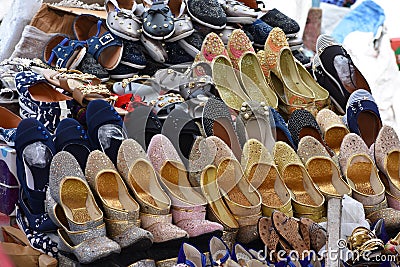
326,198 -> 343,267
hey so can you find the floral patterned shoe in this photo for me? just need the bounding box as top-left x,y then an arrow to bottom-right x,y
227,29 -> 254,70
117,138 -> 189,244
0,106 -> 21,146
339,133 -> 386,214
269,48 -> 316,118
197,32 -> 228,64
263,27 -> 289,73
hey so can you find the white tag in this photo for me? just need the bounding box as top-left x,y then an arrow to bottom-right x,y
59,100 -> 70,121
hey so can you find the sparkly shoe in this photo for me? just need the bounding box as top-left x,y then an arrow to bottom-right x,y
200,165 -> 239,247
297,136 -> 351,198
48,151 -> 121,263
273,141 -> 326,222
85,150 -> 154,249
296,61 -> 330,111
147,134 -> 223,238
117,138 -> 188,243
208,136 -> 262,244
238,52 -> 278,109
316,109 -> 349,155
374,126 -> 400,201
212,55 -> 250,111
241,139 -> 292,217
339,133 -> 386,213
263,27 -> 289,73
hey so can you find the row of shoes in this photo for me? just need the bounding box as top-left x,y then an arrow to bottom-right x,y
38,0 -> 307,81
175,215 -> 326,267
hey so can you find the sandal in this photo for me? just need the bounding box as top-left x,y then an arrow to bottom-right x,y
43,34 -> 86,69
42,69 -> 101,94
72,83 -> 112,107
73,14 -> 123,70
271,211 -> 309,257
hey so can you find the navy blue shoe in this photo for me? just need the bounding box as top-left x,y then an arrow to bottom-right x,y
54,118 -> 91,170
86,100 -> 126,165
120,40 -> 147,69
343,89 -> 381,148
242,19 -> 273,48
165,42 -> 194,65
16,203 -> 58,256
15,118 -> 57,232
15,71 -> 73,134
108,64 -> 139,80
371,218 -> 389,243
270,107 -> 296,149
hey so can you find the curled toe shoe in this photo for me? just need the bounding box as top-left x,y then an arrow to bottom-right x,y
339,133 -> 386,215
85,150 -> 153,249
48,151 -> 120,263
117,138 -> 188,243
241,139 -> 292,217
148,134 -> 223,238
297,136 -> 351,198
273,141 -> 326,222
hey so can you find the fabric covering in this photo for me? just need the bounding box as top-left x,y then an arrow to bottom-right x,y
331,0 -> 385,43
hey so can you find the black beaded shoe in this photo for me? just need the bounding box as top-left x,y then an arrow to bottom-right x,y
287,109 -> 334,156
186,0 -> 227,29
77,53 -> 109,82
178,32 -> 204,58
260,8 -> 300,37
242,19 -> 273,48
165,42 -> 194,65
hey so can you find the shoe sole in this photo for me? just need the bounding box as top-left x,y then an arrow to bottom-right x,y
69,47 -> 87,70
119,61 -> 146,69
166,29 -> 195,43
178,39 -> 200,57
110,72 -> 139,80
142,27 -> 176,40
226,16 -> 257,24
186,7 -> 226,30
106,21 -> 140,42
